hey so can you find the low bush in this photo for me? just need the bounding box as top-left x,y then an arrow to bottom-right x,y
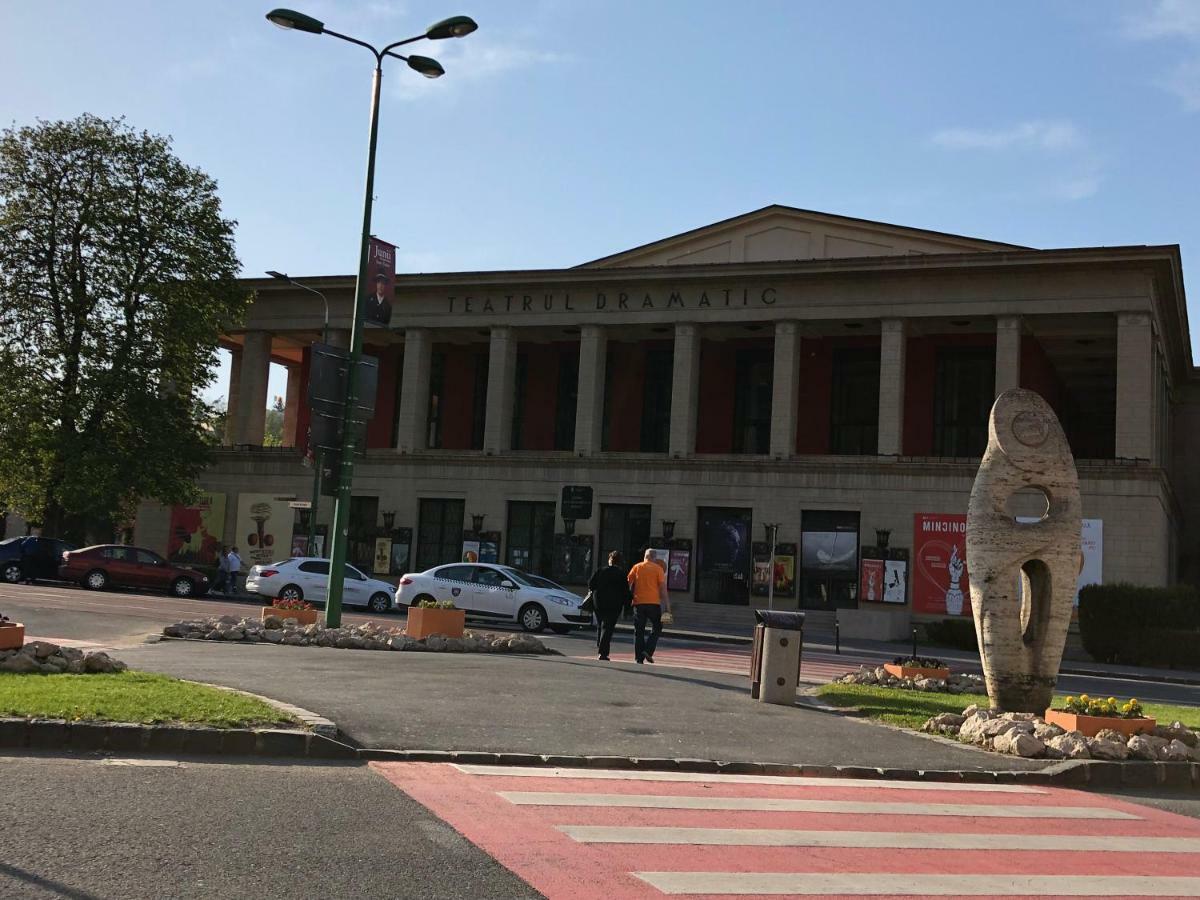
923,618 -> 978,651
1079,583 -> 1200,668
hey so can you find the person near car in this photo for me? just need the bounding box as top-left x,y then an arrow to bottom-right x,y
212,545 -> 230,594
225,546 -> 242,595
588,550 -> 632,661
627,548 -> 669,664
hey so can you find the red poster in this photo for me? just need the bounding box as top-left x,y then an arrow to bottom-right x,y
912,513 -> 971,617
859,558 -> 885,603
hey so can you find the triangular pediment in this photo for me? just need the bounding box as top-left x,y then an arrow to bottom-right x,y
579,205 -> 1025,268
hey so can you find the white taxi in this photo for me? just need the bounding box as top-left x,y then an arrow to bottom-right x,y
244,557 -> 396,613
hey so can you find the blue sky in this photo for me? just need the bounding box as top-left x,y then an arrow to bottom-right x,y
4,1 -> 1200,404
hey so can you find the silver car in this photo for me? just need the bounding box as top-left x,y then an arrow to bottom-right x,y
244,557 -> 395,613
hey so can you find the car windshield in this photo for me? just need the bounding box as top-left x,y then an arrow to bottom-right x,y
0,537 -> 21,546
500,567 -> 563,591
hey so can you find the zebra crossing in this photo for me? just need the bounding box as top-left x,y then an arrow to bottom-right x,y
373,761 -> 1200,898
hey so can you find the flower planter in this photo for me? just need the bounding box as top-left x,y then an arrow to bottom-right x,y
0,622 -> 25,650
406,607 -> 465,640
262,607 -> 319,627
1044,709 -> 1156,738
884,663 -> 950,681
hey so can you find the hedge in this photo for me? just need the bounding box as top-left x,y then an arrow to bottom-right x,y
1078,583 -> 1200,668
923,618 -> 978,651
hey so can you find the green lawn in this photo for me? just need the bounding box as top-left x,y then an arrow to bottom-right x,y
815,683 -> 1200,732
0,671 -> 297,728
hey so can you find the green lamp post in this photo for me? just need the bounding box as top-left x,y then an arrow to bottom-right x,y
266,8 -> 477,627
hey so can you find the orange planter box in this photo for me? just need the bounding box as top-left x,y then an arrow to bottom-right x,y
407,607 -> 465,640
0,622 -> 25,651
1044,709 -> 1156,738
262,607 -> 319,626
884,663 -> 950,680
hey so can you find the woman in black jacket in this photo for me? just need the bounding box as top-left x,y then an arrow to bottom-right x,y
588,550 -> 632,660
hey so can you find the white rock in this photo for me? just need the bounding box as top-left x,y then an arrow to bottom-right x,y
993,730 -> 1045,758
1088,736 -> 1130,760
1164,739 -> 1193,762
1047,732 -> 1091,759
1127,734 -> 1169,761
1034,722 -> 1065,741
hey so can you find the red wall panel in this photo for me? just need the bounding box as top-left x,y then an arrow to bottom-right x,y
365,344 -> 399,449
903,333 -> 995,456
1020,334 -> 1063,413
519,344 -> 561,451
605,342 -> 646,452
437,344 -> 484,450
796,337 -> 832,454
295,346 -> 311,455
696,340 -> 736,453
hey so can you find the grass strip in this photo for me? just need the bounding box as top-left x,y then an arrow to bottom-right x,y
815,683 -> 1200,731
0,671 -> 296,728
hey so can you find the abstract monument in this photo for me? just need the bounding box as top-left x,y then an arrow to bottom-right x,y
966,389 -> 1082,713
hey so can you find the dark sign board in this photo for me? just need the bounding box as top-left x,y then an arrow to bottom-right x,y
307,342 -> 378,453
560,485 -> 593,520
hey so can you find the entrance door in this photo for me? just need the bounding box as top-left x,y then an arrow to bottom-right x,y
506,501 -> 555,577
599,504 -> 651,570
416,498 -> 465,570
695,507 -> 752,605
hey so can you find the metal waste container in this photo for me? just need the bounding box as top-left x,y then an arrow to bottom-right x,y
750,609 -> 805,705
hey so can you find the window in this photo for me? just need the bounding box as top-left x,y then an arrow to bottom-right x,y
934,348 -> 994,457
471,351 -> 488,450
299,561 -> 329,575
640,348 -> 673,453
348,496 -> 378,573
473,567 -> 506,587
391,349 -> 404,449
427,351 -> 445,448
345,565 -> 366,581
103,547 -> 132,561
732,349 -> 773,454
434,564 -> 474,582
599,504 -> 651,570
136,550 -> 163,565
417,498 -> 465,570
830,348 -> 880,455
511,351 -> 529,450
554,349 -> 579,451
506,501 -> 556,576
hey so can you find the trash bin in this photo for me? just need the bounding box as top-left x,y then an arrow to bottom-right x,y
750,609 -> 805,705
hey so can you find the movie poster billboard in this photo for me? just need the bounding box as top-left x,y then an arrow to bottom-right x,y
860,558 -> 885,603
374,538 -> 392,575
668,548 -> 691,592
235,494 -> 296,570
883,559 -> 908,604
390,527 -> 412,575
167,492 -> 226,567
364,236 -> 395,326
913,513 -> 971,616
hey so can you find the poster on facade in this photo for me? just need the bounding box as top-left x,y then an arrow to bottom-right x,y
390,528 -> 412,575
167,492 -> 226,567
668,549 -> 690,592
884,559 -> 908,604
373,538 -> 392,575
461,540 -> 481,563
913,513 -> 971,616
235,494 -> 296,570
860,558 -> 885,603
800,531 -> 859,573
478,531 -> 500,564
1016,517 -> 1103,604
363,236 -> 395,326
773,543 -> 797,598
291,533 -> 308,557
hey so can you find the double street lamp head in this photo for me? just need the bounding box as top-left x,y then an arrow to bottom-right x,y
266,8 -> 324,34
265,9 -> 478,60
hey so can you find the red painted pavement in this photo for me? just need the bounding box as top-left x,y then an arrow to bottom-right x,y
569,645 -> 882,682
372,762 -> 1200,899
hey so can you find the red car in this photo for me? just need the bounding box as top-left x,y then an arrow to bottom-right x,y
59,545 -> 210,598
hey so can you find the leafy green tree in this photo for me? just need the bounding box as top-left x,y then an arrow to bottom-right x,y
263,395 -> 285,447
0,115 -> 248,542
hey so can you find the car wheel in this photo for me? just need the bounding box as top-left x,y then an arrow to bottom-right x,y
367,592 -> 391,614
409,594 -> 434,613
519,603 -> 548,633
171,577 -> 195,598
279,584 -> 303,602
549,623 -> 572,635
1,562 -> 22,584
84,569 -> 108,591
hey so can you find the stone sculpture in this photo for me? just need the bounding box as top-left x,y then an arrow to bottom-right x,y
966,389 -> 1081,713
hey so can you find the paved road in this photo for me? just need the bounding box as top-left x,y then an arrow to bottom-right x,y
0,753 -> 538,900
377,761 -> 1200,898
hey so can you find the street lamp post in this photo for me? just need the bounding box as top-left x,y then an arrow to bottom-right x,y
763,522 -> 780,611
266,270 -> 329,557
266,7 -> 477,627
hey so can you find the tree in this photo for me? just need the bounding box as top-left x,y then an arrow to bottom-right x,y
263,395 -> 285,447
0,115 -> 248,542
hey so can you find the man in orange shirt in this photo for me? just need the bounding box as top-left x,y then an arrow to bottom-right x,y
627,548 -> 669,664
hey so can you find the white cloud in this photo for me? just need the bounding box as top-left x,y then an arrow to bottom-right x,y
1159,57 -> 1200,109
930,120 -> 1083,152
390,37 -> 570,100
1122,0 -> 1200,40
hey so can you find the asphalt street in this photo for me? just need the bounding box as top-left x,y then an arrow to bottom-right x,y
0,753 -> 539,900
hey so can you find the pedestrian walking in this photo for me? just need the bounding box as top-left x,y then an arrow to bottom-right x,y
627,548 -> 670,664
212,545 -> 230,594
588,550 -> 632,661
225,546 -> 242,596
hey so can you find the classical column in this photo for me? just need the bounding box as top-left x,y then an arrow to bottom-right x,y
769,321 -> 801,458
281,362 -> 301,447
669,323 -> 701,457
223,347 -> 242,445
574,324 -> 607,455
1115,311 -> 1154,460
233,331 -> 271,445
995,315 -> 1022,395
483,326 -> 517,454
396,328 -> 431,453
877,318 -> 907,456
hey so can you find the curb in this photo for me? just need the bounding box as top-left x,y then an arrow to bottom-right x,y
182,680 -> 338,738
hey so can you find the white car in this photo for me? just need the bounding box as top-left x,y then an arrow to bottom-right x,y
244,557 -> 396,613
395,563 -> 591,633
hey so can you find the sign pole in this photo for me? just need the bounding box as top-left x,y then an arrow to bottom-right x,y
308,447 -> 322,557
767,524 -> 778,612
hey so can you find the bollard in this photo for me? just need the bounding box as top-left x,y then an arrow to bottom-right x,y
911,626 -> 918,660
835,619 -> 840,655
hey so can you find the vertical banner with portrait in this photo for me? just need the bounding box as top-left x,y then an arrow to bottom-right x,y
478,531 -> 500,564
913,513 -> 970,616
390,527 -> 412,576
364,237 -> 395,327
373,538 -> 392,575
235,494 -> 296,570
168,492 -> 226,566
667,539 -> 692,592
461,540 -> 481,563
860,558 -> 885,603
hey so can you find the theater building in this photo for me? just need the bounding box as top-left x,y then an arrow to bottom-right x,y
134,205 -> 1200,636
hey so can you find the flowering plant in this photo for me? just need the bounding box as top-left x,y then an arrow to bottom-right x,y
1062,694 -> 1144,719
891,655 -> 946,669
272,597 -> 314,611
416,599 -> 456,610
